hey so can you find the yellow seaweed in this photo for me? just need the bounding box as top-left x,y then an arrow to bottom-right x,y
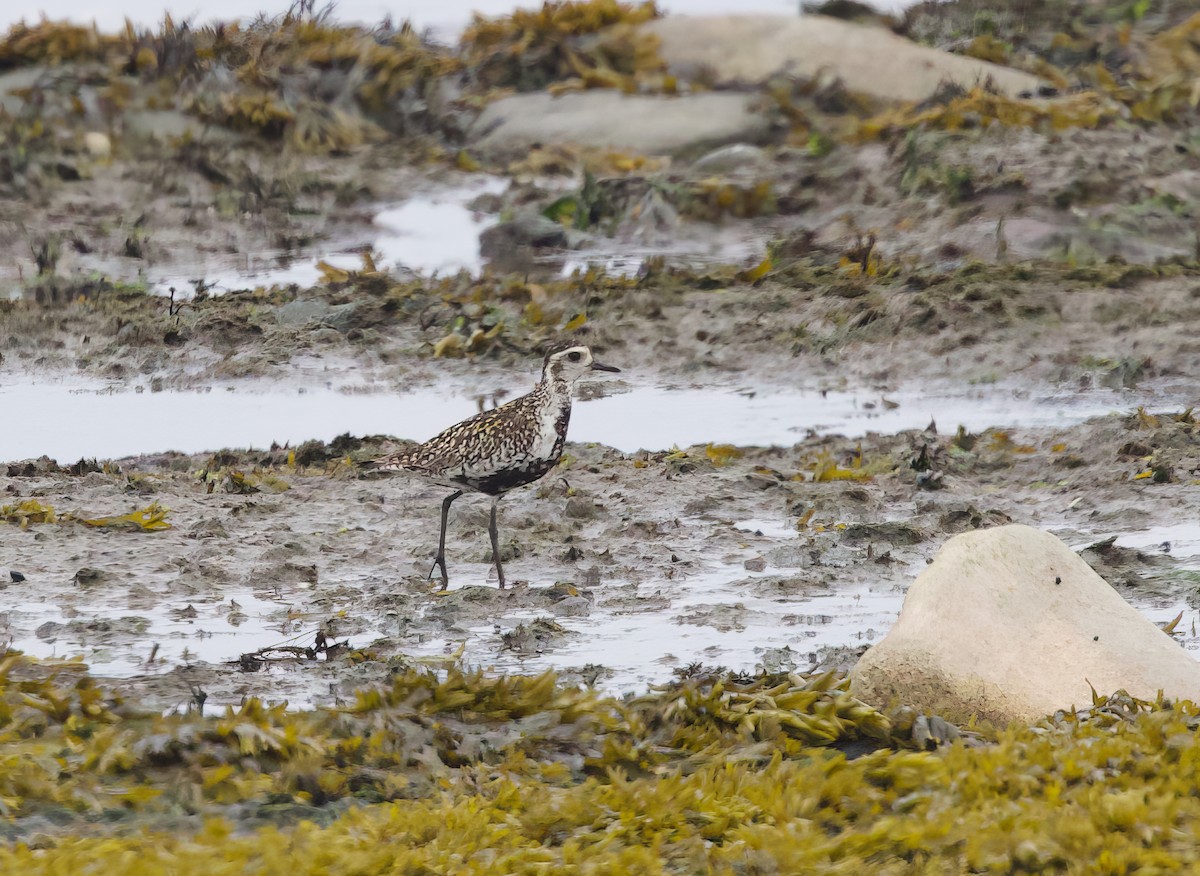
76,502 -> 172,532
0,653 -> 1193,870
0,499 -> 56,527
462,1 -> 662,93
704,444 -> 743,466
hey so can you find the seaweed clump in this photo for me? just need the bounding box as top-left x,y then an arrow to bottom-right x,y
0,14 -> 459,156
1,654 -> 1200,871
187,17 -> 461,151
862,7 -> 1200,140
461,0 -> 665,93
0,656 -> 890,825
0,21 -> 126,69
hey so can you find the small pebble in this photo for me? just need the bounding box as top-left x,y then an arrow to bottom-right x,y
84,131 -> 111,158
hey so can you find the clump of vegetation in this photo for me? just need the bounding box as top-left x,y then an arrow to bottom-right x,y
0,1 -> 665,182
0,20 -> 126,68
186,17 -> 460,150
0,654 -> 894,824
0,71 -> 97,198
461,0 -> 665,93
859,86 -> 1119,140
539,174 -> 777,239
901,0 -> 1192,51
683,178 -> 777,221
1,653 -> 1200,871
0,13 -> 459,156
852,6 -> 1200,143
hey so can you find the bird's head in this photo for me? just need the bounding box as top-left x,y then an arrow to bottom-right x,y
543,344 -> 620,383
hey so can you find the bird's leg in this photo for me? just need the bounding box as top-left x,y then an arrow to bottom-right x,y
489,496 -> 506,589
429,490 -> 462,589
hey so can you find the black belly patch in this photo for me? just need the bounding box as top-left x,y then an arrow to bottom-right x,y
453,459 -> 557,495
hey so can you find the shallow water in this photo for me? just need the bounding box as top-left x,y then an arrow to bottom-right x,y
144,174 -> 772,296
7,590 -> 305,677
0,375 -> 1178,461
399,526 -> 1200,696
418,573 -> 903,695
0,511 -> 903,693
149,178 -> 507,296
1141,602 -> 1200,658
1116,524 -> 1200,560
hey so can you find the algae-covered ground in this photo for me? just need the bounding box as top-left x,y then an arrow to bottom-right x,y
0,654 -> 1197,873
6,0 -> 1200,870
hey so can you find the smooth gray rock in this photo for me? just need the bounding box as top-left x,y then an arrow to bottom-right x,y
124,109 -> 206,141
275,299 -> 360,333
469,90 -> 772,158
644,15 -> 1043,102
850,524 -> 1200,724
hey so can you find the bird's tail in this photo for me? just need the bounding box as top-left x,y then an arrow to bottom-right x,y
358,451 -> 408,477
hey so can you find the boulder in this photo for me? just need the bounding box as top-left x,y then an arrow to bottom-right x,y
644,15 -> 1044,103
850,524 -> 1200,724
468,90 -> 772,158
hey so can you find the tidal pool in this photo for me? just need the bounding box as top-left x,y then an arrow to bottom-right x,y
149,177 -> 508,296
0,376 -> 1175,461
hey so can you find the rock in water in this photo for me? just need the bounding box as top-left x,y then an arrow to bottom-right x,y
850,524 -> 1200,724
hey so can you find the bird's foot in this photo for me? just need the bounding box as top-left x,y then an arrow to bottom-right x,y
427,556 -> 450,591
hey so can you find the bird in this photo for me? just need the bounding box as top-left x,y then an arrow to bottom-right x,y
369,344 -> 620,589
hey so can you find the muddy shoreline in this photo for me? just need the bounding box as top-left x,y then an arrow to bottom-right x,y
3,396 -> 1199,712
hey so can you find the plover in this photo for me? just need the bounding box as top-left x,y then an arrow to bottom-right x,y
371,344 -> 620,589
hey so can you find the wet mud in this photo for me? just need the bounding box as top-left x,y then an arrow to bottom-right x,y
3,398 -> 1200,711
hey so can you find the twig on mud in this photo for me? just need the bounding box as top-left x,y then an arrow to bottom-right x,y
166,287 -> 190,319
233,628 -> 350,672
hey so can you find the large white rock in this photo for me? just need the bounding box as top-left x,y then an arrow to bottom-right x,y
468,90 -> 772,158
644,15 -> 1043,102
850,524 -> 1200,724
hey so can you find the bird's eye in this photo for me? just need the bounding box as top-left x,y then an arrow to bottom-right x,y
567,351 -> 583,362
